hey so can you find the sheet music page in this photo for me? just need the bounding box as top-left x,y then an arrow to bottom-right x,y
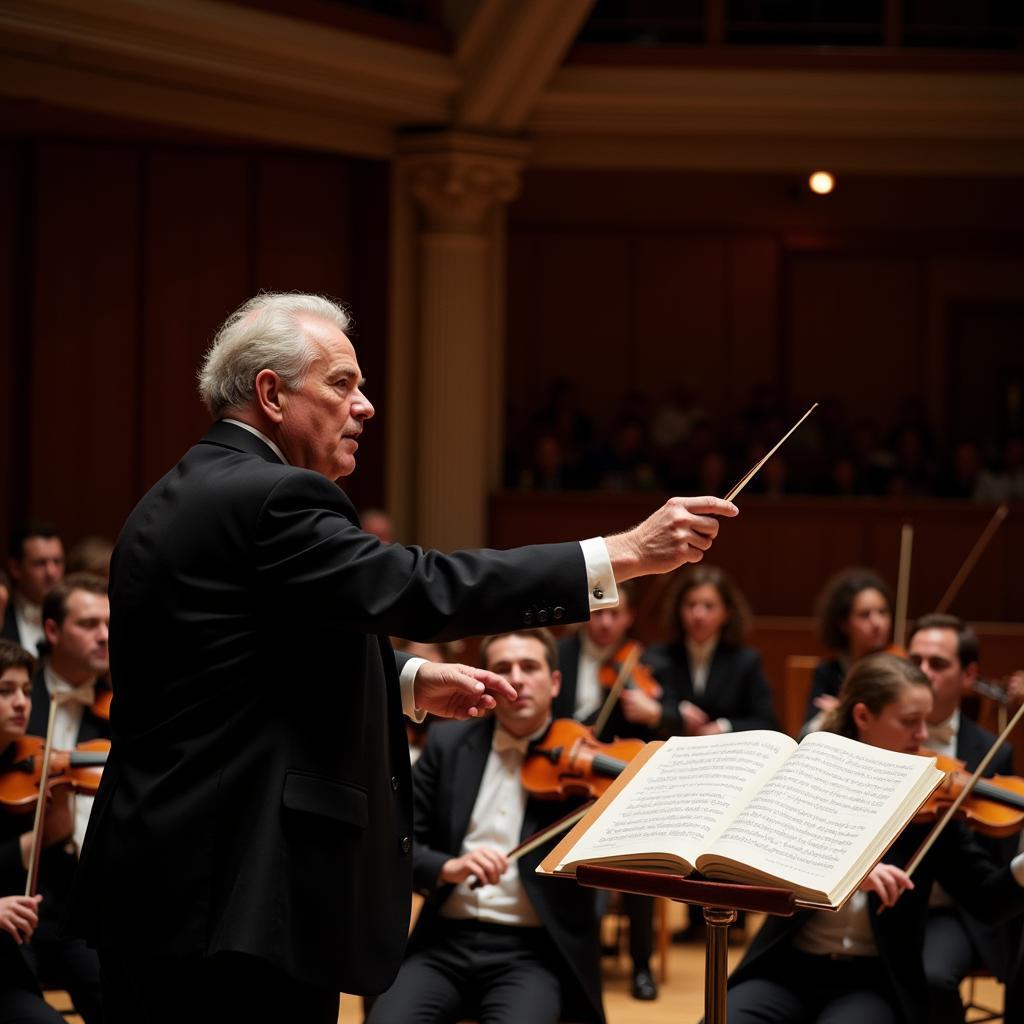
557,731 -> 795,870
700,731 -> 934,891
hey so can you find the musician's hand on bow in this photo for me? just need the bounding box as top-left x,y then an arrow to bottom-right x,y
441,847 -> 509,888
0,894 -> 41,944
413,662 -> 517,720
620,688 -> 662,728
860,863 -> 913,908
604,496 -> 738,580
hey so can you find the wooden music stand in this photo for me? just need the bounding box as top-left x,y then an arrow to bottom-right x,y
576,865 -> 796,1024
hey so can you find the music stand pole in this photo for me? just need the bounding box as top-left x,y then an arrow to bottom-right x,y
576,866 -> 796,1024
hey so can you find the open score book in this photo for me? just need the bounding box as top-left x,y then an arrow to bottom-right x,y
539,731 -> 944,909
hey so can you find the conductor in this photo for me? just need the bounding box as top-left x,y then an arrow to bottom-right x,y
72,292 -> 737,1023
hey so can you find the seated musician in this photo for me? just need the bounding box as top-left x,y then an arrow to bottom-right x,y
553,581 -> 660,1000
0,639 -> 84,1024
802,567 -> 894,732
642,565 -> 777,738
725,653 -> 1024,1024
19,575 -> 110,1022
368,629 -> 605,1024
907,614 -> 1019,1023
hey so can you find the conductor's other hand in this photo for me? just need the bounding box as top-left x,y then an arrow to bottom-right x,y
604,497 -> 739,581
413,662 -> 517,720
441,847 -> 509,887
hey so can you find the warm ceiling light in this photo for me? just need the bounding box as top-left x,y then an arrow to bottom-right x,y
809,171 -> 835,195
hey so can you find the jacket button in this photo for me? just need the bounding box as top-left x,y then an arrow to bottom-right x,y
537,609 -> 549,624
523,611 -> 534,626
391,776 -> 399,792
553,606 -> 565,621
401,836 -> 412,854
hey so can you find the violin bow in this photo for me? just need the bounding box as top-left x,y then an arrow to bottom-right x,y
592,644 -> 642,740
24,695 -> 61,898
893,522 -> 914,651
470,801 -> 595,889
903,698 -> 1024,882
935,504 -> 1009,615
723,402 -> 818,503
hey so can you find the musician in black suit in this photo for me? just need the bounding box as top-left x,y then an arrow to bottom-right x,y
725,653 -> 1024,1024
2,523 -> 65,657
71,292 -> 737,1023
0,639 -> 82,1024
553,581 -> 660,1000
907,614 -> 1019,1024
369,629 -> 604,1024
644,565 -> 777,738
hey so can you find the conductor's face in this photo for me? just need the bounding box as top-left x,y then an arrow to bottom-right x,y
279,316 -> 375,479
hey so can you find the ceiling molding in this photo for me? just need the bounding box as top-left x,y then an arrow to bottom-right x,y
455,0 -> 593,130
0,0 -> 459,128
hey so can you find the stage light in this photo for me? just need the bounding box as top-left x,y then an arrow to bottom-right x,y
809,171 -> 835,195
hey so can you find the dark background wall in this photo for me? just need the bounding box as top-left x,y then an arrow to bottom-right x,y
0,138 -> 390,551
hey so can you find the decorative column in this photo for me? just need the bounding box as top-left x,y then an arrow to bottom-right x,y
389,131 -> 527,551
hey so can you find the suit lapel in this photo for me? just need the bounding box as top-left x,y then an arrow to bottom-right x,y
27,668 -> 49,736
450,718 -> 495,849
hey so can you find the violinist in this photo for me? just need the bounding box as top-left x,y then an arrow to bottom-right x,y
368,629 -> 604,1024
553,580 -> 661,1000
907,614 -> 1018,1024
802,567 -> 894,733
725,653 -> 1024,1024
32,574 -> 111,853
0,639 -> 94,1023
2,522 -> 65,656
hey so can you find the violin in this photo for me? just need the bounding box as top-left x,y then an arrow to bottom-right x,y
914,751 -> 1024,839
521,718 -> 645,801
597,641 -> 661,699
0,736 -> 110,812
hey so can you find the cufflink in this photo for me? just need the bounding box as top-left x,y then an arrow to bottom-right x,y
593,586 -> 604,600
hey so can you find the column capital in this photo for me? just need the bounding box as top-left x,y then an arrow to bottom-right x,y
397,130 -> 529,232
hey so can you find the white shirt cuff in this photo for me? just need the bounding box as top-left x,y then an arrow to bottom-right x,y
400,657 -> 428,723
580,537 -> 619,611
1012,853 -> 1024,887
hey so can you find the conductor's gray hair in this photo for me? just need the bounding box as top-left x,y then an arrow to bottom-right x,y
197,293 -> 351,417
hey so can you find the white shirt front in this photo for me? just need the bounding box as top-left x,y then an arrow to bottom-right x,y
13,595 -> 44,658
575,635 -> 614,722
439,722 -> 549,927
42,663 -> 96,854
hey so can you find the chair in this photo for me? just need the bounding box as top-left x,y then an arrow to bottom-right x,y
601,891 -> 670,982
962,967 -> 1003,1024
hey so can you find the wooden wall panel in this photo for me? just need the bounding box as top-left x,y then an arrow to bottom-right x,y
0,145 -> 18,549
489,492 -> 1023,622
140,151 -> 252,488
254,154 -> 352,295
632,236 -> 729,407
786,254 -> 923,420
29,143 -> 140,536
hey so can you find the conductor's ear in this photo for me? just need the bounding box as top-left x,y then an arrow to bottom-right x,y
254,370 -> 285,423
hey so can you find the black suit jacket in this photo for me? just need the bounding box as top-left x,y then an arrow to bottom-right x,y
949,715 -> 1018,978
0,604 -> 20,646
72,421 -> 590,994
552,634 -> 657,743
645,641 -> 778,734
728,820 -> 1024,1024
407,717 -> 605,1024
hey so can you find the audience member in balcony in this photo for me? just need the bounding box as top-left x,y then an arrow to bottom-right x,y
802,568 -> 894,733
887,426 -> 936,497
937,439 -> 984,500
2,523 -> 65,656
975,435 -> 1024,503
597,416 -> 661,491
